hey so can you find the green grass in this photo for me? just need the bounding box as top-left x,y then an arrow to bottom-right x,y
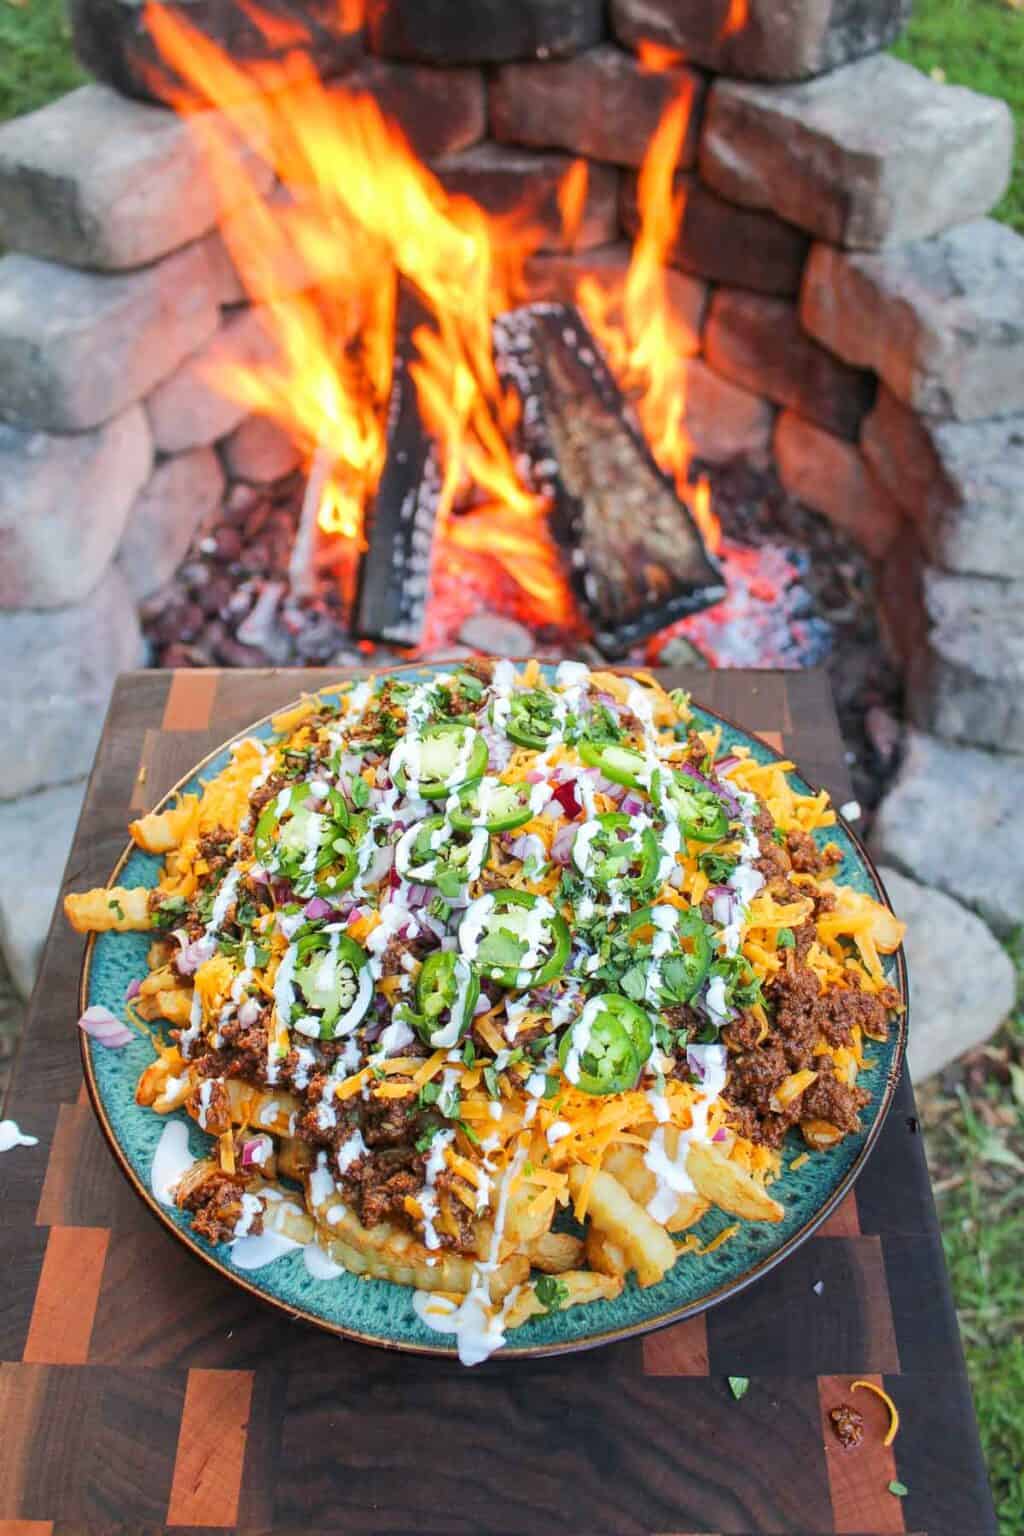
0,0 -> 86,124
892,0 -> 1024,231
919,937 -> 1024,1536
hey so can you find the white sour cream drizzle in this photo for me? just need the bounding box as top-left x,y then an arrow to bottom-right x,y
644,1044 -> 729,1217
150,1119 -> 198,1205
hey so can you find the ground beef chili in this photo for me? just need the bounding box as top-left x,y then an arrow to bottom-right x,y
249,772 -> 289,816
801,1074 -> 871,1134
179,1170 -> 254,1244
829,1404 -> 865,1450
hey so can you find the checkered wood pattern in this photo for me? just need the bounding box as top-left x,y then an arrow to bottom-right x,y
0,668 -> 995,1535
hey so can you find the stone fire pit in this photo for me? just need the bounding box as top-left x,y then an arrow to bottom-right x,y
0,0 -> 1021,1081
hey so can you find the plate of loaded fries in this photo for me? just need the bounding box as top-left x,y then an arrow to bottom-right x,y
66,660 -> 907,1364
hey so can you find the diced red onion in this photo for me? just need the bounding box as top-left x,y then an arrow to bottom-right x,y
474,992 -> 492,1014
403,883 -> 433,910
542,801 -> 565,822
419,912 -> 447,941
271,877 -> 295,905
240,1134 -> 273,1170
716,755 -> 741,773
507,833 -> 546,864
551,823 -> 577,865
124,978 -> 142,1002
441,936 -> 458,951
303,895 -> 332,920
480,724 -> 512,771
175,934 -> 216,976
621,793 -> 645,816
78,1005 -> 134,1049
524,770 -> 545,784
712,1127 -> 728,1143
248,863 -> 269,886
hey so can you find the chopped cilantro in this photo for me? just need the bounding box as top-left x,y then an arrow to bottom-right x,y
461,1038 -> 476,1066
108,898 -> 125,921
728,1376 -> 750,1400
429,895 -> 451,923
349,774 -> 370,809
535,1275 -> 570,1313
698,851 -> 738,883
888,1481 -> 908,1499
772,826 -> 785,846
775,927 -> 796,950
415,1124 -> 443,1153
457,1118 -> 480,1145
482,1064 -> 500,1099
542,1075 -> 561,1100
668,688 -> 691,717
417,1081 -> 441,1108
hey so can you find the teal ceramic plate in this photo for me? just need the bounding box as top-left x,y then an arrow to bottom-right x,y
79,664 -> 907,1359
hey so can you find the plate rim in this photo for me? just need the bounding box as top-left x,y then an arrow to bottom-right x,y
77,662 -> 909,1360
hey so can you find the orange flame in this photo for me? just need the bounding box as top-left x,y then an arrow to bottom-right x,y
576,82 -> 721,554
557,159 -> 589,253
636,39 -> 688,72
718,0 -> 748,43
144,2 -> 576,625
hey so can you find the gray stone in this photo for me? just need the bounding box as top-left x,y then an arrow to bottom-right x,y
802,223 -> 1024,421
368,0 -> 605,64
680,357 -> 775,464
701,57 -> 1013,248
458,614 -> 535,656
221,415 -> 301,483
0,243 -> 219,433
433,144 -> 619,252
612,0 -> 912,81
524,243 -> 706,355
70,0 -> 362,105
146,307 -> 278,454
492,46 -> 704,168
621,173 -> 809,296
0,407 -> 152,609
906,568 -> 1024,754
704,290 -> 875,439
117,447 -> 225,601
345,58 -> 485,159
0,780 -> 87,999
0,84 -> 273,271
870,729 -> 1024,937
773,410 -> 903,558
862,388 -> 1024,579
877,867 -> 1015,1083
199,231 -> 247,308
0,563 -> 144,802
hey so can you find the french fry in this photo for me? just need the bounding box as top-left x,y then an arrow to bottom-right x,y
130,798 -> 199,853
584,1226 -> 629,1278
527,1230 -> 585,1274
504,1269 -> 623,1328
276,1137 -> 314,1181
801,1117 -> 844,1150
568,1167 -> 677,1288
64,885 -> 151,933
135,1051 -> 191,1111
603,1141 -> 710,1233
687,1142 -> 784,1223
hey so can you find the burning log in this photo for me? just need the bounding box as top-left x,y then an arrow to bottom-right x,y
492,301 -> 725,657
353,335 -> 444,647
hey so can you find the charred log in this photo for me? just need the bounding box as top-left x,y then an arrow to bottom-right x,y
353,334 -> 443,647
492,301 -> 725,657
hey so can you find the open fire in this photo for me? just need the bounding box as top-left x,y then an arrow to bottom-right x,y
141,0 -> 779,661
